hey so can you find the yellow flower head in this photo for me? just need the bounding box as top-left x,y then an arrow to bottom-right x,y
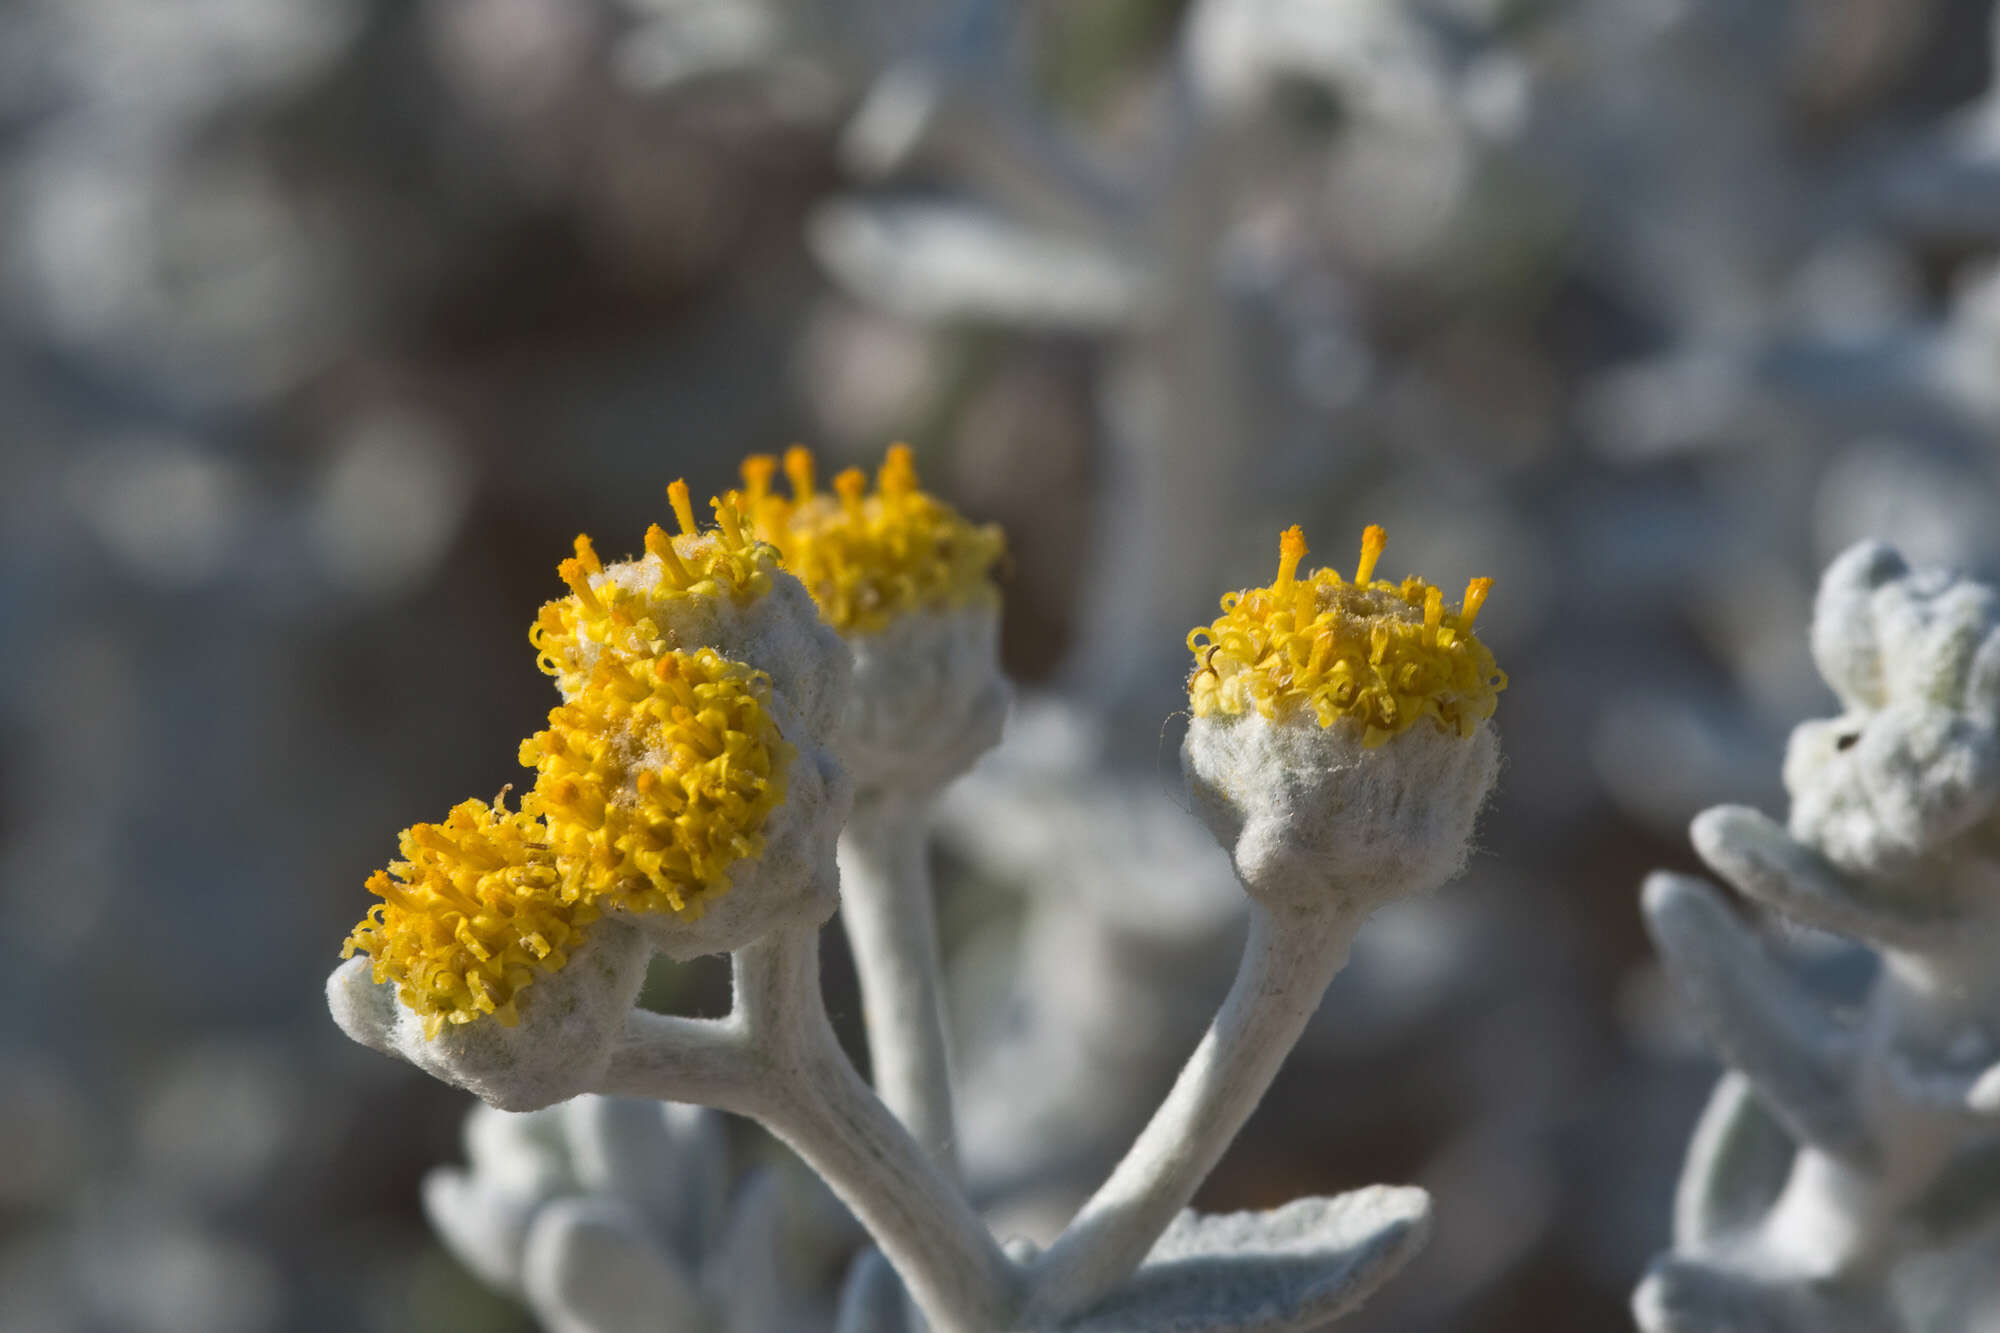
529,479 -> 783,694
739,444 -> 1005,636
1187,525 -> 1506,747
342,796 -> 590,1041
520,646 -> 794,919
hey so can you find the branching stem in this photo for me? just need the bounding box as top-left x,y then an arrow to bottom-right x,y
597,925 -> 1017,1333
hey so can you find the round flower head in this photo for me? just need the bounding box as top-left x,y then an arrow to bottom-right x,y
330,796 -> 650,1110
740,445 -> 1004,636
522,645 -> 845,960
742,445 -> 1009,796
529,480 -> 851,743
1182,526 -> 1504,911
1782,540 -> 2000,895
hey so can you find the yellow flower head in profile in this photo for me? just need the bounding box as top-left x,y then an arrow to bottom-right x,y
342,796 -> 589,1040
529,479 -> 783,694
738,444 -> 1005,636
1187,525 -> 1506,747
521,646 -> 793,919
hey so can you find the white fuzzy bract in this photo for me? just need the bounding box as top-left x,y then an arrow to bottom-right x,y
1183,710 -> 1499,912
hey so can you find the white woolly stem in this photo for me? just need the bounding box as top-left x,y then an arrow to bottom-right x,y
592,1011 -> 763,1108
839,797 -> 961,1176
1024,901 -> 1355,1322
732,925 -> 1019,1333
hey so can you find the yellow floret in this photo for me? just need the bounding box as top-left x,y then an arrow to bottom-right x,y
528,481 -> 783,693
1187,525 -> 1506,747
521,647 -> 793,918
740,444 -> 1005,636
342,796 -> 590,1041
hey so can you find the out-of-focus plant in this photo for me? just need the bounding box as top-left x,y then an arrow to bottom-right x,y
1637,541 -> 2000,1332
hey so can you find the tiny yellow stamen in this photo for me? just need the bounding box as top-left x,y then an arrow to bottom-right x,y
558,558 -> 603,615
1424,585 -> 1443,642
644,522 -> 691,587
1275,525 -> 1307,593
713,492 -> 746,549
668,479 -> 698,537
834,468 -> 866,515
741,454 -> 778,501
784,446 -> 816,501
1461,577 -> 1493,629
573,534 -> 602,575
1355,525 -> 1386,585
879,443 -> 918,496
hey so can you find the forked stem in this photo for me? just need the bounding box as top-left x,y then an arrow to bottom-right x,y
599,925 -> 1017,1333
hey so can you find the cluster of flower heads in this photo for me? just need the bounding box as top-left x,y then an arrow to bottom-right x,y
739,444 -> 1005,636
1187,526 -> 1505,746
345,485 -> 796,1037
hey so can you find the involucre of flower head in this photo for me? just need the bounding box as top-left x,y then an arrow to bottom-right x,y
328,917 -> 649,1112
740,444 -> 1005,637
1182,526 -> 1503,911
840,603 -> 1009,797
1186,525 -> 1505,746
1785,540 -> 2000,889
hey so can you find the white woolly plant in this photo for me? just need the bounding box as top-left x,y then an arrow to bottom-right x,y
327,464 -> 1506,1333
1636,540 -> 2000,1333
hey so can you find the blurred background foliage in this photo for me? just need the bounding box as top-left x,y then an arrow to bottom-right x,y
4,0 -> 2000,1328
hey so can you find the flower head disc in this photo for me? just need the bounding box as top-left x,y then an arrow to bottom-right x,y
1186,525 -> 1506,747
529,480 -> 783,694
343,797 -> 590,1041
739,445 -> 1005,636
522,646 -> 794,919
